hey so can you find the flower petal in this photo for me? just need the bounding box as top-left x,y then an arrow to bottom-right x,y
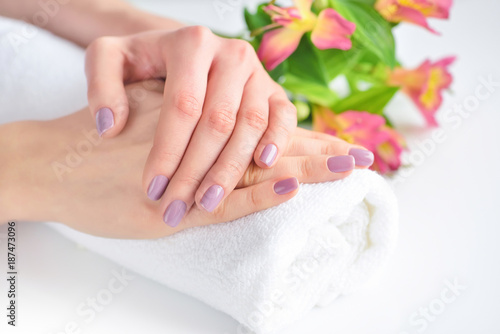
341,111 -> 386,133
310,9 -> 356,50
428,0 -> 453,18
257,27 -> 304,71
293,0 -> 314,17
394,5 -> 438,33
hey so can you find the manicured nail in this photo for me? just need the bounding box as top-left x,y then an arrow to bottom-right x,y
96,107 -> 114,136
163,200 -> 187,228
327,155 -> 355,173
260,144 -> 278,167
349,148 -> 374,167
274,177 -> 299,195
200,185 -> 224,212
147,175 -> 169,201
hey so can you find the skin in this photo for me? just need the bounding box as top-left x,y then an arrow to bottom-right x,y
0,81 -> 367,239
1,0 -> 298,220
85,28 -> 298,219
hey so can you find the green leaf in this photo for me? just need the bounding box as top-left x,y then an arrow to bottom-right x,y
268,60 -> 287,82
315,44 -> 365,81
331,85 -> 399,114
244,5 -> 272,33
331,0 -> 396,67
345,0 -> 376,5
282,74 -> 338,106
280,36 -> 338,105
286,35 -> 329,86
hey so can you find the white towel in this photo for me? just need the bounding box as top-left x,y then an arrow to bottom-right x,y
0,18 -> 399,334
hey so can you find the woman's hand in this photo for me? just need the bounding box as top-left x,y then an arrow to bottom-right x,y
85,27 -> 298,226
1,81 -> 372,238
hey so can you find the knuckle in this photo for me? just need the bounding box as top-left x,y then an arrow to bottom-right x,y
173,91 -> 202,120
177,174 -> 202,189
276,99 -> 298,120
207,103 -> 236,136
300,157 -> 316,179
87,36 -> 115,54
283,102 -> 298,124
86,37 -> 122,64
248,186 -> 263,209
230,39 -> 255,61
272,121 -> 292,140
85,36 -> 121,75
184,25 -> 212,45
152,147 -> 183,165
241,108 -> 268,133
224,159 -> 246,179
320,143 -> 332,156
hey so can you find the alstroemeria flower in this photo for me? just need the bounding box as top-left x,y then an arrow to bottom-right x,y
375,0 -> 453,33
388,56 -> 455,126
257,0 -> 356,70
313,108 -> 406,174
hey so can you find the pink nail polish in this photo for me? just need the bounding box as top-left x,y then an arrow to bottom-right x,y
260,144 -> 278,167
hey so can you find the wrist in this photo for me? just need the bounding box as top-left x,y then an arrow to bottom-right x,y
0,121 -> 61,223
124,8 -> 185,33
89,4 -> 185,42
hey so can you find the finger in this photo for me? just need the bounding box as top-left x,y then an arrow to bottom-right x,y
160,40 -> 255,226
187,177 -> 299,228
194,70 -> 270,212
142,27 -> 216,201
85,37 -> 130,137
238,154 -> 355,188
254,88 -> 297,168
291,128 -> 374,168
284,137 -> 352,156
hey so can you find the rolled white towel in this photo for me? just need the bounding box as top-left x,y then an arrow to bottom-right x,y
50,169 -> 397,334
0,17 -> 399,334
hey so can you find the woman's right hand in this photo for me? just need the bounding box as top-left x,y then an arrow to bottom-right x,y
1,81 -> 373,239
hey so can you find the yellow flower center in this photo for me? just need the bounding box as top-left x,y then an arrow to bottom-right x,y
289,12 -> 317,32
397,0 -> 435,16
420,68 -> 442,109
377,141 -> 395,161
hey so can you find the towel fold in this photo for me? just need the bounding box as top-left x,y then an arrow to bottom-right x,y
0,17 -> 398,334
50,169 -> 397,333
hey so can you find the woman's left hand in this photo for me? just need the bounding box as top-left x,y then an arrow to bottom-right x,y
1,81 -> 371,238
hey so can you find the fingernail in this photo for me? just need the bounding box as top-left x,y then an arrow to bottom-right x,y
327,155 -> 355,173
200,185 -> 224,212
163,200 -> 187,228
96,107 -> 114,136
147,175 -> 169,201
349,148 -> 374,167
260,144 -> 278,167
274,177 -> 299,195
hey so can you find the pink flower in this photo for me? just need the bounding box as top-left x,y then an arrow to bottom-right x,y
388,56 -> 455,126
313,108 -> 406,174
257,0 -> 356,70
375,0 -> 453,33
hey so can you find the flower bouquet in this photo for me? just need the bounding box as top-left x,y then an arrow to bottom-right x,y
242,0 -> 454,173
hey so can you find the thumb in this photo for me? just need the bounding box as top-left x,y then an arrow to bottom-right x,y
85,37 -> 130,137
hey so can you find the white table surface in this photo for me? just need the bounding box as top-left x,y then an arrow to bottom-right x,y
1,0 -> 499,333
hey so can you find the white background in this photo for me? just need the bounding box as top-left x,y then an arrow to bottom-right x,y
1,0 -> 499,333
